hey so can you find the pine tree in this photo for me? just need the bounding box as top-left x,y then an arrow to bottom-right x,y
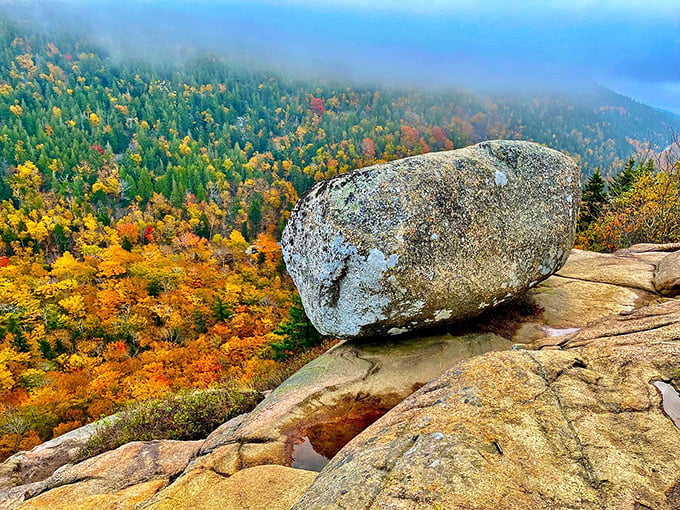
271,295 -> 322,361
578,167 -> 607,230
7,316 -> 30,353
212,296 -> 233,321
38,339 -> 56,360
609,157 -> 654,197
137,168 -> 153,203
247,195 -> 262,233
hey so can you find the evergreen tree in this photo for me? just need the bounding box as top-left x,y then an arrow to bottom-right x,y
270,295 -> 322,361
211,296 -> 233,321
51,223 -> 70,252
38,339 -> 56,360
247,195 -> 262,233
578,167 -> 607,230
137,168 -> 153,203
609,157 -> 654,197
6,316 -> 29,353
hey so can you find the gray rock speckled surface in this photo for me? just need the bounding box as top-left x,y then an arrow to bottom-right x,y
282,140 -> 580,338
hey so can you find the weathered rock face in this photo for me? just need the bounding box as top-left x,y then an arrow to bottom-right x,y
0,415 -> 118,492
1,440 -> 200,510
294,299 -> 680,510
520,248 -> 662,343
655,250 -> 680,297
140,465 -> 317,510
140,331 -> 513,509
0,247 -> 675,509
282,140 -> 580,338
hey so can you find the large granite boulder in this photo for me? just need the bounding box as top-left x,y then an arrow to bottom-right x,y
294,299 -> 680,510
282,140 -> 580,338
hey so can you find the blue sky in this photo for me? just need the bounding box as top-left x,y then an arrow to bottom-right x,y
7,0 -> 680,113
240,0 -> 680,14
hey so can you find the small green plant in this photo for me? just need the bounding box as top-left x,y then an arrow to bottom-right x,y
75,385 -> 262,462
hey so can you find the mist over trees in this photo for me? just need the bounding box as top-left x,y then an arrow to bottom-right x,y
0,5 -> 678,461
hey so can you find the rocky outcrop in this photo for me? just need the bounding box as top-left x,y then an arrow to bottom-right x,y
2,247 -> 677,509
147,247 -> 668,509
140,465 -> 316,510
17,480 -> 166,510
3,440 -> 200,510
294,299 -> 680,510
655,250 -> 680,297
282,140 -> 580,338
518,248 -> 663,345
0,415 -> 118,491
618,242 -> 680,254
139,331 -> 513,509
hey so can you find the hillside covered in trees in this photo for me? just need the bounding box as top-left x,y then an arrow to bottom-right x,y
0,9 -> 678,460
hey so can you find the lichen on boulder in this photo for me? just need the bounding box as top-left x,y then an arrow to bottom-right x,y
282,140 -> 580,338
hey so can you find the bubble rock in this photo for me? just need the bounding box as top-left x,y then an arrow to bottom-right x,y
281,140 -> 580,338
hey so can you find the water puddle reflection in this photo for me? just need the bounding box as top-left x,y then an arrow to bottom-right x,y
291,436 -> 329,472
288,328 -> 519,472
289,409 -> 389,471
654,381 -> 680,429
542,326 -> 581,337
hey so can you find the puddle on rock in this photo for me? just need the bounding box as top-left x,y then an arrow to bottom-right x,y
654,381 -> 680,429
289,408 -> 389,471
542,326 -> 581,337
289,327 -> 518,472
304,411 -> 388,459
512,323 -> 580,346
291,436 -> 329,472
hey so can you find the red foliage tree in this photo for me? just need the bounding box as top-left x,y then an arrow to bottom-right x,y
310,97 -> 325,116
144,225 -> 154,243
361,138 -> 376,160
90,144 -> 105,155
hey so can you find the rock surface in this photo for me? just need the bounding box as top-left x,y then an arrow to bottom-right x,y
294,299 -> 680,510
141,331 -> 513,509
2,247 -> 676,509
655,250 -> 680,297
1,440 -> 200,510
18,480 -> 166,510
139,465 -> 316,510
618,242 -> 680,254
282,140 -> 580,338
0,415 -> 118,491
520,249 -> 661,342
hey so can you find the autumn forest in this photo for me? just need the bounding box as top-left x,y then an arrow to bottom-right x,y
0,11 -> 678,460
